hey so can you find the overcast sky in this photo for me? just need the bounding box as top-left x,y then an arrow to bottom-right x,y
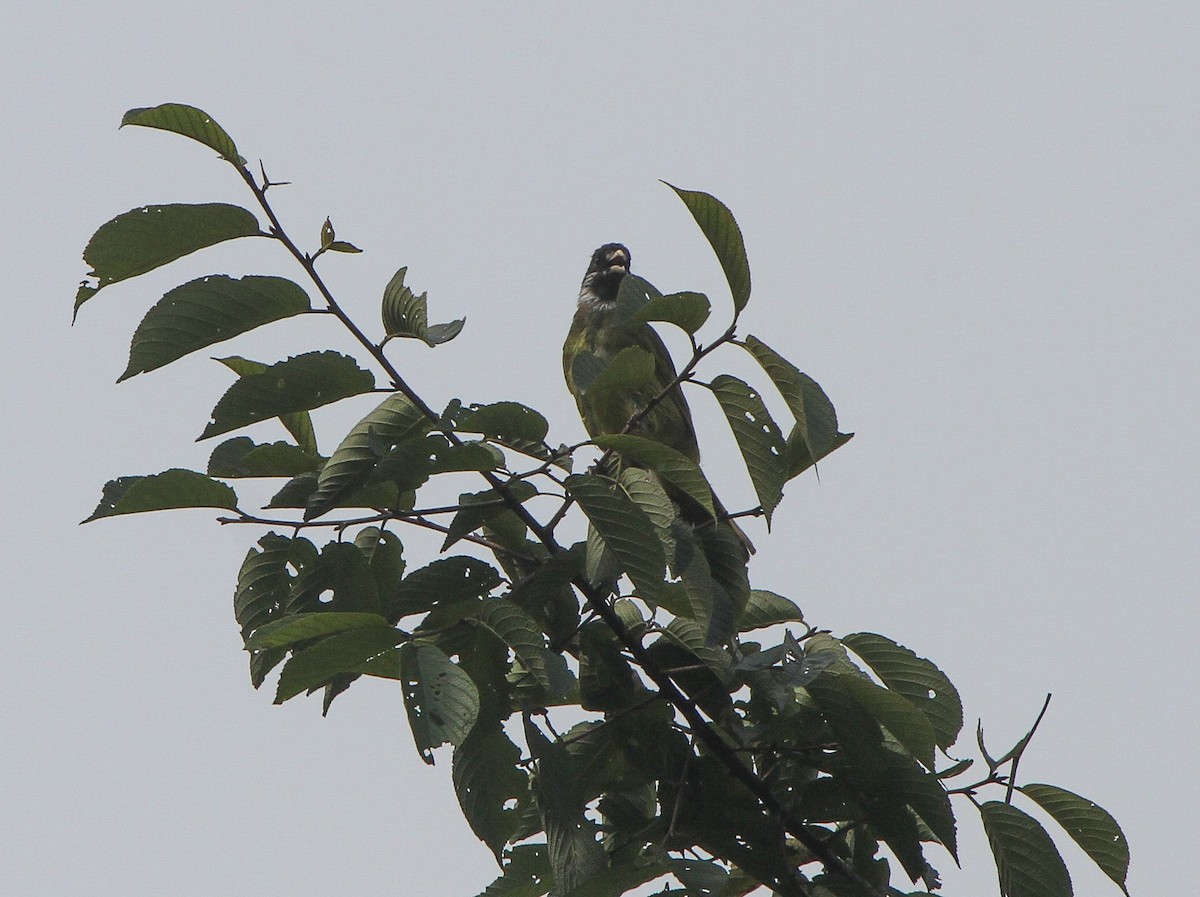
4,5 -> 1194,895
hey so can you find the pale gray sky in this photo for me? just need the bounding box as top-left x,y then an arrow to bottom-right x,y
4,4 -> 1193,895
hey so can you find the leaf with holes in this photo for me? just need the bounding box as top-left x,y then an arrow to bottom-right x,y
389,556 -> 503,620
1021,784 -> 1129,895
400,641 -> 480,764
981,801 -> 1072,897
842,632 -> 964,751
743,335 -> 842,467
121,275 -> 311,380
207,437 -> 322,478
82,469 -> 237,522
629,290 -> 711,335
76,203 -> 261,316
710,375 -> 786,524
121,103 -> 244,164
200,351 -> 374,440
452,723 -> 531,860
664,183 -> 751,312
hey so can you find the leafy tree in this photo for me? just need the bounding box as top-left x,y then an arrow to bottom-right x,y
76,103 -> 1131,897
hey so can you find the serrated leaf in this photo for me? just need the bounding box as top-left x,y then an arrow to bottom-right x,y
475,599 -> 550,691
275,626 -> 405,703
842,632 -> 964,751
474,844 -> 551,897
616,468 -> 678,571
381,266 -> 462,346
523,722 -> 608,897
76,203 -> 262,316
785,427 -> 854,481
243,611 -> 391,650
207,437 -> 322,478
710,374 -> 786,523
566,473 -> 666,600
454,401 -> 551,444
664,183 -> 751,312
629,291 -> 711,334
400,641 -> 480,764
304,392 -> 430,519
200,351 -> 374,440
120,103 -> 244,164
981,801 -> 1072,897
453,724 -> 531,860
572,345 -> 657,399
1020,784 -> 1129,894
737,589 -> 805,631
743,336 -> 841,467
613,273 -> 663,324
837,673 -> 938,771
425,318 -> 466,345
389,556 -> 503,619
593,433 -> 715,518
120,275 -> 311,380
82,469 -> 237,522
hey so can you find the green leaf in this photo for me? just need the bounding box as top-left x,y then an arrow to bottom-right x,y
454,401 -> 551,445
837,673 -> 938,772
593,434 -> 715,518
453,723 -> 531,860
737,589 -> 805,631
474,844 -> 551,897
842,632 -> 964,751
629,291 -> 711,334
76,203 -> 261,316
980,801 -> 1072,897
243,611 -> 391,650
390,556 -> 503,620
710,374 -> 786,523
616,468 -> 678,570
1020,784 -> 1129,895
275,626 -> 405,703
574,345 -> 657,398
120,275 -> 311,380
743,336 -> 841,466
806,672 -> 951,883
304,392 -> 430,519
266,472 -> 405,513
120,103 -> 244,164
201,351 -> 375,440
82,469 -> 237,522
381,266 -> 464,346
327,240 -> 362,254
785,428 -> 855,481
523,722 -> 608,897
613,273 -> 663,324
664,183 -> 751,312
207,437 -> 323,478
400,641 -> 480,764
671,858 -> 730,896
475,599 -> 551,691
320,217 -> 335,248
288,541 -> 382,614
566,473 -> 666,601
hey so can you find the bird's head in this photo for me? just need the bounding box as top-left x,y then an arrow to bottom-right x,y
578,243 -> 631,306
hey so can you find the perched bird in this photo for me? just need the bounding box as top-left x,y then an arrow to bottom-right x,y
564,243 -> 754,554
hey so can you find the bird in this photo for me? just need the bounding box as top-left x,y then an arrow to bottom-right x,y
563,243 -> 754,555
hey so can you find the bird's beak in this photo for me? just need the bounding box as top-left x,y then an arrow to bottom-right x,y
606,251 -> 628,273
